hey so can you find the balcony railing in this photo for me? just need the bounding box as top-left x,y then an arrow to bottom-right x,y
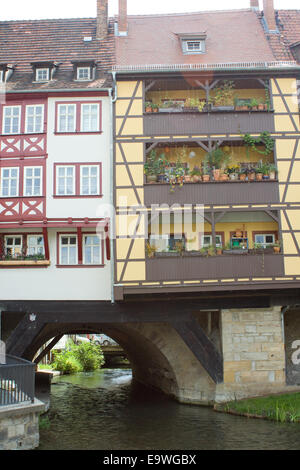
144,110 -> 275,136
144,179 -> 279,205
146,251 -> 284,282
0,355 -> 35,406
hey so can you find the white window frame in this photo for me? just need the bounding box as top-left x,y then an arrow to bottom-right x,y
1,167 -> 19,197
83,234 -> 102,265
80,165 -> 100,196
57,103 -> 76,133
24,166 -> 43,197
25,104 -> 44,133
56,165 -> 75,196
77,67 -> 91,81
182,39 -> 205,54
0,70 -> 3,83
2,106 -> 21,135
201,234 -> 223,248
254,233 -> 275,248
59,235 -> 78,265
80,103 -> 100,132
36,68 -> 49,82
27,235 -> 45,256
4,235 -> 23,257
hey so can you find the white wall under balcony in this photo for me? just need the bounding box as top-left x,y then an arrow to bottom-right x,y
46,96 -> 112,220
0,229 -> 111,301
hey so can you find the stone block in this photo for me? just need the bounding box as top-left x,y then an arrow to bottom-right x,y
224,361 -> 252,371
261,343 -> 284,352
255,360 -> 285,371
245,325 -> 257,333
240,352 -> 268,361
224,371 -> 235,383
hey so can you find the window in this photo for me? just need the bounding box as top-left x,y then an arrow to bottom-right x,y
55,101 -> 102,134
27,235 -> 45,255
0,70 -> 3,82
254,234 -> 275,248
81,104 -> 100,132
54,163 -> 101,197
83,235 -> 102,264
181,38 -> 206,54
77,67 -> 91,81
25,105 -> 44,133
56,166 -> 75,196
1,167 -> 19,197
187,41 -> 202,51
57,104 -> 76,133
80,166 -> 99,195
36,68 -> 49,82
60,235 -> 77,265
201,235 -> 223,248
4,236 -> 22,256
149,234 -> 169,252
24,167 -> 42,197
3,106 -> 21,134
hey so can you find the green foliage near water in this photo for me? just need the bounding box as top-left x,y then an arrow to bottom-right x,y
221,392 -> 300,423
52,341 -> 105,374
39,415 -> 51,430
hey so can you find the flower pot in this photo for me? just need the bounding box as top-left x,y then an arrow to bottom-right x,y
273,246 -> 280,254
213,169 -> 221,181
263,174 -> 270,180
216,249 -> 223,256
191,175 -> 201,183
184,175 -> 192,183
249,172 -> 256,181
239,174 -> 246,181
229,173 -> 238,181
157,174 -> 166,183
258,104 -> 265,111
203,175 -> 210,182
256,173 -> 263,181
269,171 -> 276,180
152,108 -> 158,113
220,174 -> 229,181
145,107 -> 152,113
146,175 -> 158,183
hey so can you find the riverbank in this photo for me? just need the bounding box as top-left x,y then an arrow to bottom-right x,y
214,392 -> 300,423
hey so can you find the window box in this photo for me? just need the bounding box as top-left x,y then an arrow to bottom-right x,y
0,260 -> 50,266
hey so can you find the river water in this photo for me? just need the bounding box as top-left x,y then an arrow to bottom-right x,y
38,368 -> 300,450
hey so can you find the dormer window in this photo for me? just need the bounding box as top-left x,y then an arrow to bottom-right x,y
176,32 -> 207,55
72,60 -> 96,82
77,67 -> 91,81
36,68 -> 49,82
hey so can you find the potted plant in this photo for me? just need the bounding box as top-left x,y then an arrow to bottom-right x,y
191,166 -> 202,183
205,148 -> 227,181
145,101 -> 153,113
272,240 -> 281,254
144,150 -> 161,183
239,167 -> 248,181
258,99 -> 265,111
184,168 -> 192,183
261,161 -> 270,180
152,103 -> 159,113
175,240 -> 185,256
268,163 -> 277,180
226,165 -> 239,181
255,164 -> 263,181
211,80 -> 236,111
248,167 -> 256,181
249,98 -> 259,111
146,242 -> 157,258
160,100 -> 183,113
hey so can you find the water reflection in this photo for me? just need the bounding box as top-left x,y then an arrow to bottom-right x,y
39,369 -> 300,450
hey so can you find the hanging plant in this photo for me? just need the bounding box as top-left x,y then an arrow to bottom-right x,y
242,132 -> 274,158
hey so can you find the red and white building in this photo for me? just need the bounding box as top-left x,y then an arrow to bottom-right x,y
0,2 -> 114,300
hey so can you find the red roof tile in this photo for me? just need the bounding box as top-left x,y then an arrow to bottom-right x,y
0,17 -> 115,91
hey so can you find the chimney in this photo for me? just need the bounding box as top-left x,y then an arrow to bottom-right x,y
118,0 -> 128,36
263,0 -> 277,32
250,0 -> 259,9
96,0 -> 108,40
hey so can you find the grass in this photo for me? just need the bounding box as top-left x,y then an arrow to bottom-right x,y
39,415 -> 51,430
218,392 -> 300,423
37,364 -> 54,370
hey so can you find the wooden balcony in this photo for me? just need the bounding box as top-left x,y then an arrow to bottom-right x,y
144,180 -> 280,206
146,252 -> 284,282
143,110 -> 275,136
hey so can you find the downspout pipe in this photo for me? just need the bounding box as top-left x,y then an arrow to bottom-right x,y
109,72 -> 117,303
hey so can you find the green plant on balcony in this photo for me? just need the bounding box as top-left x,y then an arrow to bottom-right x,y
184,98 -> 205,112
268,163 -> 278,180
2,253 -> 46,261
242,132 -> 275,158
265,82 -> 271,111
174,240 -> 185,256
272,240 -> 281,253
249,98 -> 259,111
210,80 -> 236,109
144,150 -> 167,183
145,101 -> 153,113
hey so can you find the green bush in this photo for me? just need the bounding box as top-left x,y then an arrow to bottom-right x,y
52,350 -> 82,374
52,340 -> 104,374
73,341 -> 105,372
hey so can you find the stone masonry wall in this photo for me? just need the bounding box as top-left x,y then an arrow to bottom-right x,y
216,307 -> 286,401
0,400 -> 45,450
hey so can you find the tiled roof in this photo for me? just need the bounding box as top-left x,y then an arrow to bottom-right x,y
259,10 -> 300,61
115,9 -> 276,67
0,18 -> 115,91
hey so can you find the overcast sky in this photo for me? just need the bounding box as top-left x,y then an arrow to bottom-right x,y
0,0 -> 299,21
